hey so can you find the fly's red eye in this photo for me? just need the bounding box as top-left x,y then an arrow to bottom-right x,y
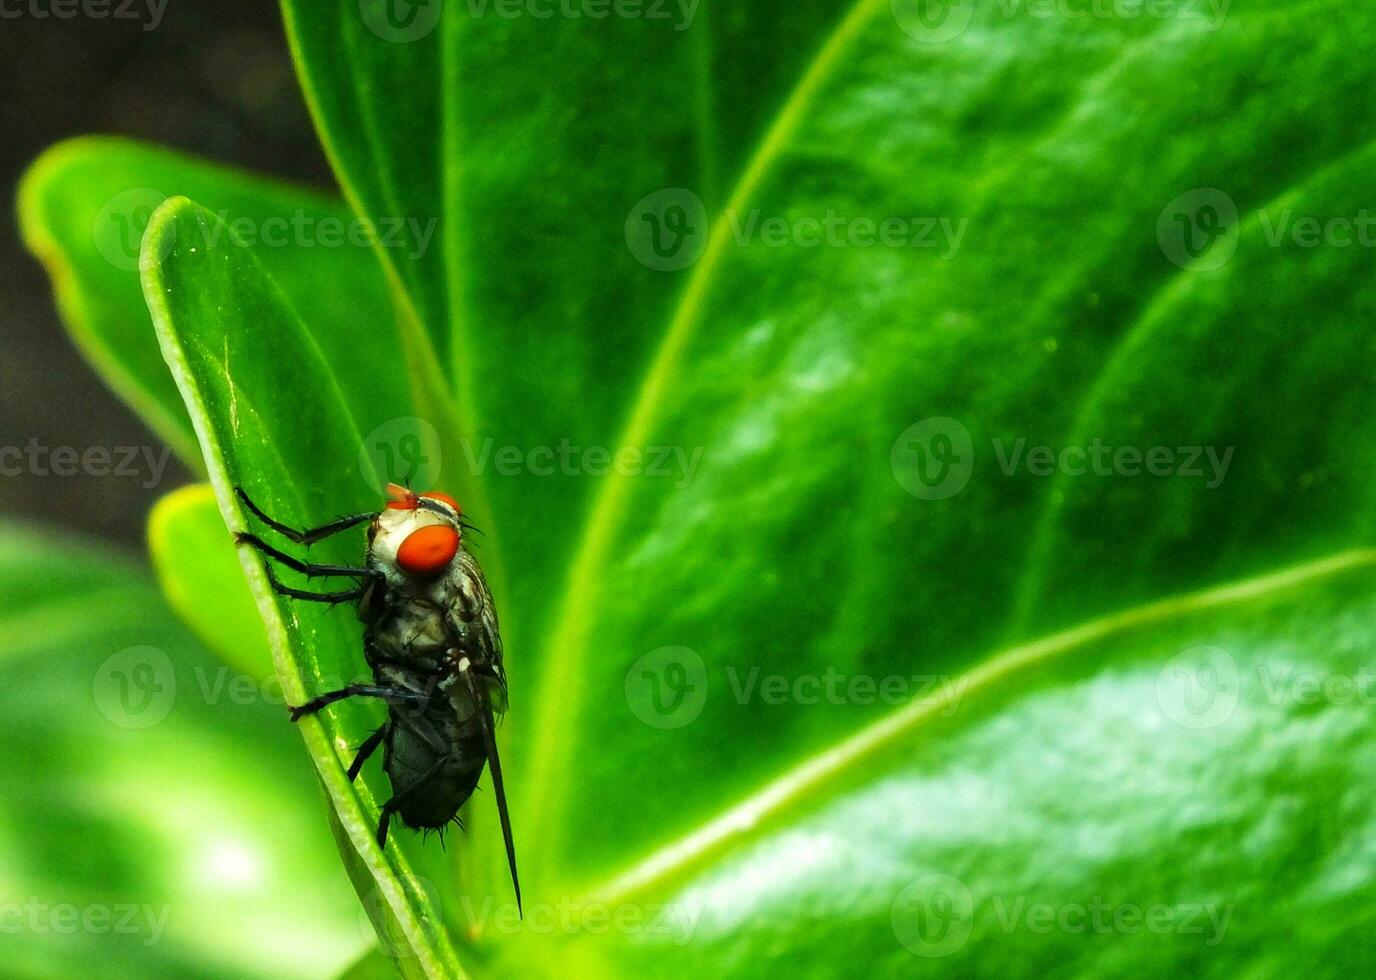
396,525 -> 459,575
420,491 -> 461,513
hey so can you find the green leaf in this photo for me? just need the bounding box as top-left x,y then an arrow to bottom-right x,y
34,0 -> 1376,975
149,483 -> 272,681
0,522 -> 368,977
141,197 -> 465,977
17,137 -> 405,465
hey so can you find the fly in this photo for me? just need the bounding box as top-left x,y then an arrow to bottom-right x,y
233,482 -> 520,915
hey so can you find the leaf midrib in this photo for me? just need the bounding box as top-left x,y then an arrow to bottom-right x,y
578,546 -> 1376,907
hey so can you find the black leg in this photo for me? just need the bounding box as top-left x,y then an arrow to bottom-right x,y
235,532 -> 378,579
235,486 -> 374,545
262,564 -> 369,605
376,755 -> 449,848
289,684 -> 426,722
348,726 -> 387,782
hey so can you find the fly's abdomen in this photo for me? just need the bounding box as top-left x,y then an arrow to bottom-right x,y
384,719 -> 485,830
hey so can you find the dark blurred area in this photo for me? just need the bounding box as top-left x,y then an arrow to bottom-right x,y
0,2 -> 334,546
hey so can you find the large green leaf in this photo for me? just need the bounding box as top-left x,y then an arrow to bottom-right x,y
0,522 -> 367,977
23,0 -> 1376,976
17,137 -> 407,465
527,0 -> 1376,890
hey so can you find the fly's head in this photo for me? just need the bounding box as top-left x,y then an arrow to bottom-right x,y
368,483 -> 467,588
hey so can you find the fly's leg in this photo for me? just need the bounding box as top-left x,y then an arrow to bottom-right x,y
376,755 -> 449,848
236,532 -> 377,580
235,486 -> 374,545
234,495 -> 383,606
348,726 -> 387,782
289,684 -> 427,722
259,564 -> 372,605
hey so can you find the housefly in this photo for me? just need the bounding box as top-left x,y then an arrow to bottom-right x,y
233,482 -> 520,914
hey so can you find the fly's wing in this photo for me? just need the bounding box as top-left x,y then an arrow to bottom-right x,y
452,548 -> 519,913
460,660 -> 521,917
